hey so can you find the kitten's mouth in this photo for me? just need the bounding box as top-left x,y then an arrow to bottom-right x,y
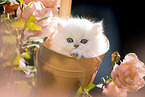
70,53 -> 78,58
70,49 -> 87,59
70,53 -> 84,59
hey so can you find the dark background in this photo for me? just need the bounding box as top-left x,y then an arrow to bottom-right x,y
72,0 -> 145,61
71,1 -> 145,97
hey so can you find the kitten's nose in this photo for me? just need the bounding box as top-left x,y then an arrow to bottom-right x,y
74,44 -> 79,48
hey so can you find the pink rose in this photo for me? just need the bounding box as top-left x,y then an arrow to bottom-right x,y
111,53 -> 145,92
17,1 -> 58,38
102,81 -> 127,97
24,0 -> 32,5
24,0 -> 60,8
34,0 -> 60,8
18,1 -> 58,21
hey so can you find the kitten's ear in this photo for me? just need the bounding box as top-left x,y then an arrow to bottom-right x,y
92,20 -> 103,34
57,23 -> 64,33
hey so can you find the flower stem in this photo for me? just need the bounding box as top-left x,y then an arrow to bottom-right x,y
108,56 -> 117,78
103,52 -> 120,87
102,59 -> 116,88
20,4 -> 24,19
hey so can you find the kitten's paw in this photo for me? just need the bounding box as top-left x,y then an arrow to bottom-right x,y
70,49 -> 87,59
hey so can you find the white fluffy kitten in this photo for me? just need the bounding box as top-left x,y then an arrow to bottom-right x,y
49,17 -> 107,59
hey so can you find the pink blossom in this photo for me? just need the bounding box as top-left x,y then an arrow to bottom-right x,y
111,53 -> 145,92
17,1 -> 58,38
24,0 -> 32,5
18,1 -> 58,20
24,0 -> 60,8
102,81 -> 127,97
35,0 -> 60,8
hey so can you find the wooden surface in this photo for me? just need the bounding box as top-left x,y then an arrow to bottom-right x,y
59,0 -> 72,19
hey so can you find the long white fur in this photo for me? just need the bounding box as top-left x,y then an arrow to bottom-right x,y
49,17 -> 107,59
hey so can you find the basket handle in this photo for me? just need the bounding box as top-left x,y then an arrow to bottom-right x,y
59,0 -> 72,19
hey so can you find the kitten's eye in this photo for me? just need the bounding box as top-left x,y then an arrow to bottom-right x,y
67,38 -> 74,43
80,39 -> 88,44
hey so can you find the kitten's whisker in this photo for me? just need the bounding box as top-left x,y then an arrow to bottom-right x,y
87,49 -> 102,63
92,56 -> 98,63
96,56 -> 102,62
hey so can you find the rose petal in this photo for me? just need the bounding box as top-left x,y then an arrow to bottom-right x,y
111,53 -> 145,92
114,76 -> 124,88
102,82 -> 118,97
102,82 -> 128,97
124,53 -> 138,62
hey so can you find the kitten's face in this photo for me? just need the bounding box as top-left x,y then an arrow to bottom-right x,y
52,25 -> 97,54
50,18 -> 104,57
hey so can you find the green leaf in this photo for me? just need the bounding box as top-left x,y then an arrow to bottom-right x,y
27,36 -> 48,43
36,16 -> 49,21
27,2 -> 33,8
106,78 -> 112,84
84,83 -> 96,92
15,0 -> 24,4
22,44 -> 39,49
26,16 -> 37,24
25,23 -> 41,30
11,19 -> 25,28
75,84 -> 96,97
21,52 -> 31,59
22,66 -> 36,70
19,0 -> 24,3
75,87 -> 83,97
112,80 -> 116,86
13,51 -> 21,65
14,67 -> 25,70
0,0 -> 6,4
10,48 -> 21,65
25,16 -> 42,31
7,0 -> 18,3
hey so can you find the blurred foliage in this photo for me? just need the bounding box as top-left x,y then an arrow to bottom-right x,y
0,13 -> 18,68
0,2 -> 98,95
0,0 -> 18,4
0,1 -> 47,96
11,19 -> 25,28
0,1 -> 117,97
75,84 -> 96,97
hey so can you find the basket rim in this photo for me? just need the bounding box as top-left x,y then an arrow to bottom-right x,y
42,35 -> 110,59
